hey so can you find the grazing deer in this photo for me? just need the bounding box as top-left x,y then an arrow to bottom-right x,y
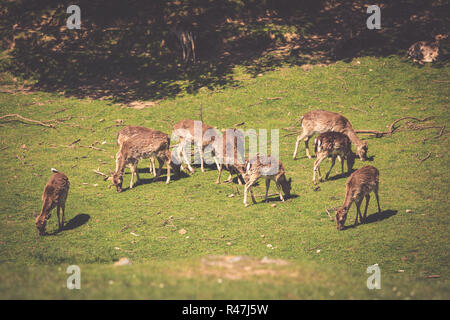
335,165 -> 381,230
117,126 -> 158,176
35,169 -> 69,236
172,119 -> 219,174
313,132 -> 355,184
243,154 -> 292,207
408,34 -> 448,64
292,110 -> 368,161
110,130 -> 175,192
216,128 -> 246,184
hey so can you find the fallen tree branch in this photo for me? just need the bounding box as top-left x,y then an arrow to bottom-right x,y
325,208 -> 336,221
93,168 -> 110,180
418,152 -> 432,163
422,126 -> 446,143
355,116 -> 437,138
0,113 -> 56,128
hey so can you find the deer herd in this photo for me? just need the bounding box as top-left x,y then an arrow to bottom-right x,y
35,110 -> 383,235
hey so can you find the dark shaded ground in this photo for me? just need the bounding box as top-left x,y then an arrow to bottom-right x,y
0,1 -> 448,103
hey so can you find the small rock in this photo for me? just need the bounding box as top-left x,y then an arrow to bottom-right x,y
398,270 -> 405,273
227,194 -> 235,198
267,244 -> 273,248
178,228 -> 187,235
271,204 -> 277,208
130,232 -> 139,237
114,257 -> 132,266
316,249 -> 321,253
114,247 -> 121,250
226,242 -> 232,246
406,209 -> 413,213
261,234 -> 265,238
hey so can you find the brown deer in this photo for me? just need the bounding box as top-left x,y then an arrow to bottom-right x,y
408,34 -> 448,64
216,128 -> 246,184
172,119 -> 219,174
110,130 -> 175,192
35,169 -> 69,236
335,165 -> 381,230
117,126 -> 161,176
243,154 -> 292,207
313,132 -> 355,184
292,110 -> 368,161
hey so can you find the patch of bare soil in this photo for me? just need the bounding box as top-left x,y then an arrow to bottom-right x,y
196,255 -> 296,280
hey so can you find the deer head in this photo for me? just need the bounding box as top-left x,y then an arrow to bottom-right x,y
356,141 -> 368,161
108,171 -> 123,193
280,176 -> 292,198
335,207 -> 349,230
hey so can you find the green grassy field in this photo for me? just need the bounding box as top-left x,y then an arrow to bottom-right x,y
0,55 -> 449,299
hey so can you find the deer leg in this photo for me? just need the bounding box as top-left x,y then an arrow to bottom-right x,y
129,166 -> 135,189
244,183 -> 251,207
166,160 -> 171,184
150,157 -> 156,176
216,163 -> 223,184
199,146 -> 205,173
276,181 -> 285,202
354,200 -> 362,226
213,153 -> 221,172
250,186 -> 257,204
57,205 -> 61,230
337,155 -> 344,174
293,132 -> 308,160
181,143 -> 194,173
363,194 -> 370,222
153,158 -> 164,182
129,163 -> 138,189
265,179 -> 270,202
305,137 -> 312,159
313,153 -> 326,184
237,173 -> 244,185
374,186 -> 381,214
225,169 -> 234,183
325,156 -> 336,180
61,202 -> 66,228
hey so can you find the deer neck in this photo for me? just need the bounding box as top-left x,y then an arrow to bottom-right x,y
115,155 -> 127,176
344,128 -> 364,148
342,187 -> 354,211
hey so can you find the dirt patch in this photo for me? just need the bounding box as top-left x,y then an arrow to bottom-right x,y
128,100 -> 161,109
195,255 -> 298,280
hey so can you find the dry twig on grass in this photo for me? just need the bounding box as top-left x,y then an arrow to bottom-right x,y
93,168 -> 110,180
0,113 -> 56,128
325,208 -> 335,221
417,152 -> 432,163
355,116 -> 436,138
